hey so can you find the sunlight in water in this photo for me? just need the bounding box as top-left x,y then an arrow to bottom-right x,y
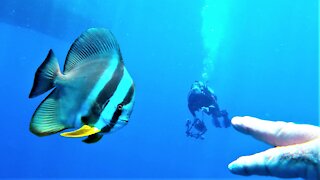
201,0 -> 230,81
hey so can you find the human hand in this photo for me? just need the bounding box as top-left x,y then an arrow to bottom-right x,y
228,116 -> 320,179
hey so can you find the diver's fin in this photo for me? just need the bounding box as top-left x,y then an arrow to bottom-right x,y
29,49 -> 61,98
82,133 -> 104,144
60,125 -> 100,138
30,89 -> 66,136
63,28 -> 122,73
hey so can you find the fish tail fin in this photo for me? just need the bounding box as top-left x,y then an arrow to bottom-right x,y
29,49 -> 61,98
30,89 -> 67,136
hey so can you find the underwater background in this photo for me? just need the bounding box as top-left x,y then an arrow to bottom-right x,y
0,0 -> 317,179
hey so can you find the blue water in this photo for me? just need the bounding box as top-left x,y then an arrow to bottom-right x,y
0,0 -> 317,179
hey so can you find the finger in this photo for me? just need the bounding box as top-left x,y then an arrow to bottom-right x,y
231,116 -> 320,146
228,139 -> 320,179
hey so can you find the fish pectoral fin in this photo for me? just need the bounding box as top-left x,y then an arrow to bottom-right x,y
60,125 -> 100,138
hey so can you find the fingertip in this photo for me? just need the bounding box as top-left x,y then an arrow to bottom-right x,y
231,116 -> 261,130
231,116 -> 251,132
228,161 -> 238,172
231,116 -> 243,126
233,115 -> 257,121
228,160 -> 249,176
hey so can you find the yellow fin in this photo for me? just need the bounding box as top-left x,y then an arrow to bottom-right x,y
60,125 -> 100,138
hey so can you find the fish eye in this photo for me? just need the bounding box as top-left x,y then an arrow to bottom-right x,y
117,104 -> 123,110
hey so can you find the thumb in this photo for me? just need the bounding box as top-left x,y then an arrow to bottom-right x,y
228,139 -> 320,179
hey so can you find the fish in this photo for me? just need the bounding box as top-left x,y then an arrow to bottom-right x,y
29,28 -> 135,143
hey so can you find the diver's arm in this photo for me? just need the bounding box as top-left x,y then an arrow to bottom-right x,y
228,116 -> 320,179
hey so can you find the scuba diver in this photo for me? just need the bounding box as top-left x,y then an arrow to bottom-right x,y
186,81 -> 230,139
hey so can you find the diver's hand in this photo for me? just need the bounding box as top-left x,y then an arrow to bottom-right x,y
228,116 -> 320,179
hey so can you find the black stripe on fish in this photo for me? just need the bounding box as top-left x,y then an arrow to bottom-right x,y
122,84 -> 135,105
82,62 -> 124,125
101,105 -> 123,133
101,83 -> 134,133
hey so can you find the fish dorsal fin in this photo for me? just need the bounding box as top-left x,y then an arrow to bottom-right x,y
63,28 -> 122,73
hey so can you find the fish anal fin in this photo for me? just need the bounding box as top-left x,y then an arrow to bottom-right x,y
60,125 -> 100,138
30,90 -> 66,136
82,133 -> 103,144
